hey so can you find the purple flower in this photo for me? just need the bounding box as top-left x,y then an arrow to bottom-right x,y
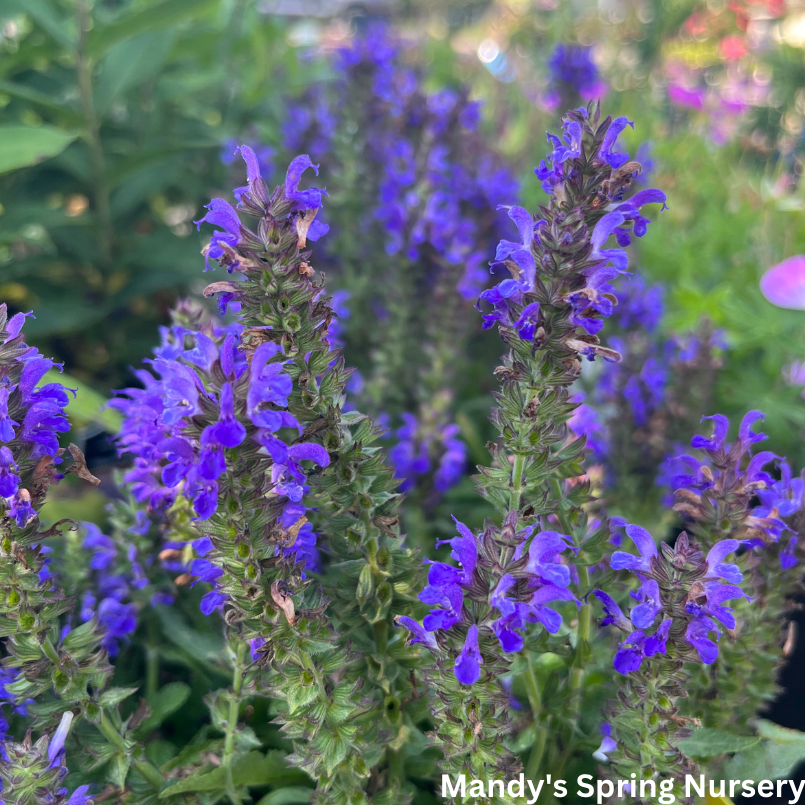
47,712 -> 74,764
200,590 -> 227,615
493,206 -> 537,285
285,155 -> 327,212
454,625 -> 482,685
593,723 -> 618,763
395,616 -> 438,651
247,343 -> 293,429
523,530 -> 574,588
629,579 -> 662,629
194,198 -> 243,272
609,524 -> 656,574
0,447 -> 20,499
685,616 -> 719,664
593,591 -> 631,631
0,388 -> 18,443
704,540 -> 742,585
420,564 -> 464,631
201,383 -> 246,449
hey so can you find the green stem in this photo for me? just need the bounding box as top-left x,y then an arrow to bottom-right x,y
510,453 -> 526,511
523,653 -> 547,781
146,619 -> 159,700
98,711 -> 164,790
75,0 -> 113,267
569,565 -> 591,712
223,639 -> 247,805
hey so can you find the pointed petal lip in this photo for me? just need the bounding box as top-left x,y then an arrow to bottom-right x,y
624,524 -> 657,561
590,211 -> 627,252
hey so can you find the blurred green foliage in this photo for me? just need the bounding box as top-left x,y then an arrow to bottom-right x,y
0,0 -> 320,388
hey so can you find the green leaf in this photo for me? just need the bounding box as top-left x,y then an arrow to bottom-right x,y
135,682 -> 191,737
158,752 -> 289,797
256,788 -> 314,805
87,0 -> 217,60
0,80 -> 82,124
678,728 -> 760,758
756,720 -> 805,746
0,126 -> 78,175
3,0 -> 75,49
99,686 -> 140,706
45,369 -> 121,433
231,751 -> 290,786
155,606 -> 225,666
158,766 -> 224,796
94,30 -> 177,116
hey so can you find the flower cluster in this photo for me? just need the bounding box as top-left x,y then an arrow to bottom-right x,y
667,410 -> 788,549
595,526 -> 746,673
0,712 -> 91,805
111,299 -> 325,612
543,44 -> 607,113
400,514 -> 578,684
482,109 -> 666,355
0,305 -> 74,528
387,407 -> 466,495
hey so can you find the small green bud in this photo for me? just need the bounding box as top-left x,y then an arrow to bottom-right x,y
356,565 -> 374,601
18,610 -> 34,631
84,702 -> 101,724
300,670 -> 315,687
7,589 -> 20,607
237,542 -> 250,559
284,312 -> 302,332
53,670 -> 69,694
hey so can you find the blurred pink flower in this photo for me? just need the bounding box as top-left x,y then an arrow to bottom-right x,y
760,256 -> 805,310
668,84 -> 705,110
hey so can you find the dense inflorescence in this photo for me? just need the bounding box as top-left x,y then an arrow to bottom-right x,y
116,146 -> 429,804
280,25 -> 517,511
396,103 -> 668,792
665,412 -> 803,729
594,527 -> 746,793
543,44 -> 607,114
0,712 -> 92,805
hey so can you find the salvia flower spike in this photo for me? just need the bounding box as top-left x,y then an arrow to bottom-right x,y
397,102 -> 667,786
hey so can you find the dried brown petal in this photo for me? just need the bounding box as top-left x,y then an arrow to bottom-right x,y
271,579 -> 296,626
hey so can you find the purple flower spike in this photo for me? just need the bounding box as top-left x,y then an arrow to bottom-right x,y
454,624 -> 482,685
760,255 -> 805,310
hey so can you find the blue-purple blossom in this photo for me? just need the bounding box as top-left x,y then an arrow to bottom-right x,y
597,524 -> 747,673
454,624 -> 482,685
